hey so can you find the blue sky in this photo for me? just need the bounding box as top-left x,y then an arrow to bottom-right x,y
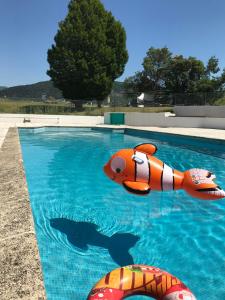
1,0 -> 225,87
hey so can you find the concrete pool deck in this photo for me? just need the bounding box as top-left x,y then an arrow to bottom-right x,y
0,128 -> 46,299
0,113 -> 225,299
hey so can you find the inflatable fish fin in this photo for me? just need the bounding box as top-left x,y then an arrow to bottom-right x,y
123,181 -> 151,195
134,143 -> 157,155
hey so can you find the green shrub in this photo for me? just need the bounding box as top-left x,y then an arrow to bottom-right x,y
214,98 -> 225,105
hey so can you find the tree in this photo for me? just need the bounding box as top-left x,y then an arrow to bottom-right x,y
142,47 -> 172,91
124,47 -> 224,96
124,72 -> 146,92
193,56 -> 221,93
206,56 -> 220,77
165,56 -> 205,93
47,0 -> 128,106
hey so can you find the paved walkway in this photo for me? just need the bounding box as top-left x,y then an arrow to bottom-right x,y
0,127 -> 9,148
0,128 -> 46,299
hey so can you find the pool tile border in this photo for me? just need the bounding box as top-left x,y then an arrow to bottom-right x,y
0,128 -> 46,299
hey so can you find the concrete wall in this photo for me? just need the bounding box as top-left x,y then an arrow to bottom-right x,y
174,106 -> 225,118
125,112 -> 167,127
0,113 -> 103,126
104,112 -> 225,129
164,116 -> 225,129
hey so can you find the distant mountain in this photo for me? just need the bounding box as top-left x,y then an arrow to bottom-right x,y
0,80 -> 124,100
0,81 -> 63,100
0,86 -> 7,91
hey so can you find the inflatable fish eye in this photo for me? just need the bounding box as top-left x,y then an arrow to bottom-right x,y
206,172 -> 212,178
206,172 -> 216,180
110,157 -> 126,174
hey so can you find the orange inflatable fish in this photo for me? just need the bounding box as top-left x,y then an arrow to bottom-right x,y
104,143 -> 225,200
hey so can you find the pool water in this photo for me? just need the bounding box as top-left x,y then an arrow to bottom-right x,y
19,128 -> 225,300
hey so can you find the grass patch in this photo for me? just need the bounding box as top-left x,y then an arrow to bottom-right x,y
0,100 -> 173,115
214,98 -> 225,105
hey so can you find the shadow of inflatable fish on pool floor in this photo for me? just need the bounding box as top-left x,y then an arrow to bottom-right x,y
50,218 -> 140,267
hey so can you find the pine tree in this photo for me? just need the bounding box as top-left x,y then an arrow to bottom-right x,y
47,0 -> 128,103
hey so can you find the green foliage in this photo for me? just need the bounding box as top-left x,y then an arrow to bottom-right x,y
125,47 -> 225,96
195,78 -> 220,93
165,55 -> 205,93
142,47 -> 172,90
214,97 -> 225,105
124,71 -> 153,93
124,47 -> 172,92
47,0 -> 128,101
206,56 -> 220,76
112,81 -> 125,93
218,68 -> 225,90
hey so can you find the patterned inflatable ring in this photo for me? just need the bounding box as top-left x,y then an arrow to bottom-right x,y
87,265 -> 196,300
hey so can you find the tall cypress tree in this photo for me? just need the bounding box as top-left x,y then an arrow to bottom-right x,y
47,0 -> 128,102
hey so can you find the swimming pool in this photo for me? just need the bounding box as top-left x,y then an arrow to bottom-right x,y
19,127 -> 225,300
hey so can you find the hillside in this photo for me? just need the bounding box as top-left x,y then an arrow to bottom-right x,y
0,81 -> 62,100
0,80 -> 124,100
0,86 -> 7,91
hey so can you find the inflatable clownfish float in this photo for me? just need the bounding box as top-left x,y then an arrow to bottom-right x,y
104,143 -> 225,200
87,264 -> 196,300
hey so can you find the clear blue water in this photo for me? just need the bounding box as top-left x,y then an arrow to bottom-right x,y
19,127 -> 225,300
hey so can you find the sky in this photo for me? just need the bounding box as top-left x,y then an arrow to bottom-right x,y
1,0 -> 225,87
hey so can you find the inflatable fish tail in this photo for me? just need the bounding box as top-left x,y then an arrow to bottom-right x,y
183,168 -> 225,200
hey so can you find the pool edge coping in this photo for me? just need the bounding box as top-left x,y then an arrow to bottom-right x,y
0,127 -> 46,299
